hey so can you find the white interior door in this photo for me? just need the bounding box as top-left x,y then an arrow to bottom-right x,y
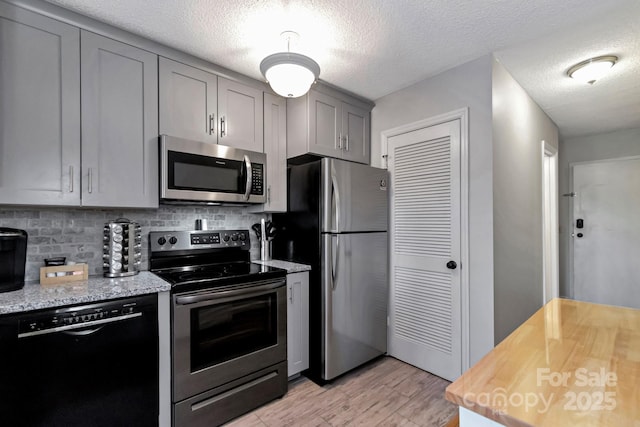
572,157 -> 640,309
388,119 -> 461,381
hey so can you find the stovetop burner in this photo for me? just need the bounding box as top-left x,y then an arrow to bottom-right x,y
148,229 -> 286,293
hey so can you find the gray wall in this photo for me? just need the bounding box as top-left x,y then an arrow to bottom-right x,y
371,55 -> 495,366
558,127 -> 640,297
491,59 -> 559,344
0,206 -> 268,282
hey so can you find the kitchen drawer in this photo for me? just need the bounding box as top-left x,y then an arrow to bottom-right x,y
173,361 -> 287,427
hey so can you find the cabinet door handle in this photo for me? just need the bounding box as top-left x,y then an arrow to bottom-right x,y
289,284 -> 293,303
209,114 -> 215,135
345,135 -> 350,152
267,186 -> 271,204
69,165 -> 74,193
220,116 -> 226,137
88,168 -> 93,194
337,134 -> 342,149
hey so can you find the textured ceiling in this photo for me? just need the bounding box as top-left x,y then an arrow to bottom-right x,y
45,0 -> 639,138
495,0 -> 640,138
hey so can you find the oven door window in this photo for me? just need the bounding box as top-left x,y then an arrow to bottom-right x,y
168,150 -> 245,194
190,292 -> 277,371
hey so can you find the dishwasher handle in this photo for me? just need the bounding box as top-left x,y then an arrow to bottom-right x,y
18,312 -> 142,339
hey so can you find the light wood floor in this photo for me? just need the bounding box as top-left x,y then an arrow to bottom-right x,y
225,356 -> 458,427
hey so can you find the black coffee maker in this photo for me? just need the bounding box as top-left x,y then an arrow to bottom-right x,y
0,228 -> 28,292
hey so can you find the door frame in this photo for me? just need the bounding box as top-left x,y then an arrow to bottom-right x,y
381,108 -> 470,372
568,155 -> 640,299
542,141 -> 559,303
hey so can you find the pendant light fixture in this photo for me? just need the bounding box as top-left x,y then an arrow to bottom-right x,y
567,55 -> 618,85
260,31 -> 320,98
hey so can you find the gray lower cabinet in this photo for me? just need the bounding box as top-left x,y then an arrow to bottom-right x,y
249,93 -> 287,213
0,3 -> 81,206
159,56 -> 218,144
81,30 -> 159,208
287,88 -> 371,164
287,271 -> 309,377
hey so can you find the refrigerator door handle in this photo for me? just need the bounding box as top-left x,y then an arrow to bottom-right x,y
331,234 -> 340,290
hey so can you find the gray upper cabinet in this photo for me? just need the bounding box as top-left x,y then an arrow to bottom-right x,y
308,91 -> 341,157
159,57 -> 218,144
249,93 -> 287,213
341,102 -> 369,164
287,88 -> 372,164
218,77 -> 264,152
0,3 -> 81,206
159,59 -> 265,152
80,30 -> 159,208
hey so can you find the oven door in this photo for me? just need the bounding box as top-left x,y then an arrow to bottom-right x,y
172,278 -> 286,402
160,134 -> 266,204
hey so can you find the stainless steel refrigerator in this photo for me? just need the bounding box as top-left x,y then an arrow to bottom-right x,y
273,157 -> 388,381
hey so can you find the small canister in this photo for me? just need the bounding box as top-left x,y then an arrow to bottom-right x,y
103,218 -> 142,277
260,240 -> 272,261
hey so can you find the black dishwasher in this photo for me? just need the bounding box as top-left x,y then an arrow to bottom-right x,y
0,294 -> 158,427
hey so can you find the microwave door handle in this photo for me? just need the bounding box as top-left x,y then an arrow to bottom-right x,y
243,155 -> 252,201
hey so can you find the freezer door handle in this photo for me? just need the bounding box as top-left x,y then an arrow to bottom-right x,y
331,164 -> 341,232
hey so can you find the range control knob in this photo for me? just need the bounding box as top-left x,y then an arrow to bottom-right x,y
231,235 -> 238,241
158,237 -> 167,245
169,236 -> 178,245
223,235 -> 230,242
239,233 -> 246,241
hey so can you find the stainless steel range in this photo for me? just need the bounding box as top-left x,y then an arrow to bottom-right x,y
149,229 -> 287,427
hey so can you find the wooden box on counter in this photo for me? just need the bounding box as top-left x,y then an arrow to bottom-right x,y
40,264 -> 89,285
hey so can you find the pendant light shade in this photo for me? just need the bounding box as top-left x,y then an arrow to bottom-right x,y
260,52 -> 320,98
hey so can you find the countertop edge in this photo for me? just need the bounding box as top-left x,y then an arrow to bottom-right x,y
445,387 -> 534,427
252,259 -> 312,273
0,271 -> 171,315
445,298 -> 640,427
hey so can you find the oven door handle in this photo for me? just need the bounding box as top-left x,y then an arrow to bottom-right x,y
175,279 -> 285,305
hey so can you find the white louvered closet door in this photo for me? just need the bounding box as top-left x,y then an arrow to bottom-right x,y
388,119 -> 461,381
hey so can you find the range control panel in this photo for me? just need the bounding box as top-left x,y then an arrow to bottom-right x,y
149,229 -> 250,252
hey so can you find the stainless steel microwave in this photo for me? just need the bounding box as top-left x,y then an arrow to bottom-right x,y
160,135 -> 266,205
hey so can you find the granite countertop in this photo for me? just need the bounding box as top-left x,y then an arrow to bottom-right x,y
0,272 -> 171,315
446,298 -> 640,426
252,259 -> 311,273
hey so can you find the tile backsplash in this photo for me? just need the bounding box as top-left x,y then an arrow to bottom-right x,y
0,206 -> 269,282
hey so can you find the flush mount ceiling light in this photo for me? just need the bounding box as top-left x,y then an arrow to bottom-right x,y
567,55 -> 618,85
260,31 -> 320,98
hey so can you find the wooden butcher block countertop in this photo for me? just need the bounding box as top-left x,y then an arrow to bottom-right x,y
446,298 -> 640,426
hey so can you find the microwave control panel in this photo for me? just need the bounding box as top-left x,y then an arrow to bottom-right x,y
251,163 -> 264,195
